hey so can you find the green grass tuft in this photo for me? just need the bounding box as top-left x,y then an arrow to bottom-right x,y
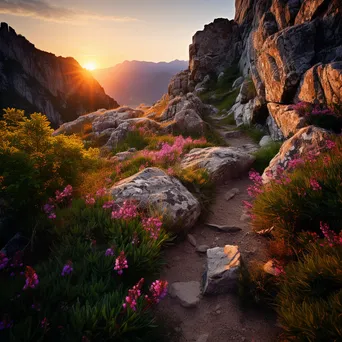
252,142 -> 282,173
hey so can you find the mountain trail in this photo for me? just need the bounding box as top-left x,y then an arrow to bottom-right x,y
157,117 -> 280,342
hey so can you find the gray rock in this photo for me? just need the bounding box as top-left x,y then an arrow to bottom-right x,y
169,281 -> 201,308
196,334 -> 209,342
225,188 -> 240,201
259,135 -> 273,147
187,234 -> 197,247
110,168 -> 201,233
232,76 -> 244,89
181,146 -> 255,183
203,245 -> 241,295
196,245 -> 210,253
206,223 -> 242,233
115,151 -> 133,162
266,115 -> 284,142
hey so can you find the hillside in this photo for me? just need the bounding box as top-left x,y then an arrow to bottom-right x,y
0,22 -> 119,127
92,60 -> 187,106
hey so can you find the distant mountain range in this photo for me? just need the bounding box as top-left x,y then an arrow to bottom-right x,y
92,60 -> 188,106
0,23 -> 118,127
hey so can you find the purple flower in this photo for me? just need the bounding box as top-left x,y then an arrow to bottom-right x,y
23,266 -> 39,290
105,248 -> 114,257
0,252 -> 9,270
61,261 -> 73,276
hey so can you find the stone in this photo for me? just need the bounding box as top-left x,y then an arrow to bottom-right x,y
110,168 -> 201,232
196,245 -> 210,253
171,109 -> 207,135
263,126 -> 333,183
259,135 -> 273,147
296,62 -> 342,109
232,76 -> 244,89
196,334 -> 209,342
181,146 -> 255,183
239,80 -> 257,104
187,234 -> 197,247
266,115 -> 284,141
225,188 -> 240,201
168,70 -> 190,98
203,245 -> 241,295
115,151 -> 133,162
205,223 -> 242,233
267,103 -> 307,138
169,281 -> 201,308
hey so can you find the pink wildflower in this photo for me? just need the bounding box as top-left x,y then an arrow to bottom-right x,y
146,280 -> 168,304
23,266 -> 39,290
142,217 -> 163,240
102,200 -> 116,209
111,201 -> 138,220
55,185 -> 73,203
95,188 -> 107,198
105,177 -> 112,184
41,317 -> 49,329
166,167 -> 175,176
114,251 -> 128,275
320,222 -> 342,247
0,252 -> 9,270
61,261 -> 73,276
85,194 -> 95,206
105,248 -> 114,256
123,278 -> 144,311
310,178 -> 322,191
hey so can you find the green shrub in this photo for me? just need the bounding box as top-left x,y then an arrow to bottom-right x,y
251,139 -> 342,240
252,142 -> 282,173
236,124 -> 265,143
112,130 -> 149,154
0,109 -> 98,233
277,245 -> 342,341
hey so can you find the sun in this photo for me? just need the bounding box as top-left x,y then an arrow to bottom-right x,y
83,62 -> 96,71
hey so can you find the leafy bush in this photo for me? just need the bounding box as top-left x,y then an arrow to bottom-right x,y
249,138 -> 342,240
0,190 -> 169,341
277,245 -> 342,341
0,109 -> 98,231
112,130 -> 149,155
252,142 -> 282,173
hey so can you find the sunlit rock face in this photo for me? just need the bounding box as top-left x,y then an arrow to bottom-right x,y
0,22 -> 118,127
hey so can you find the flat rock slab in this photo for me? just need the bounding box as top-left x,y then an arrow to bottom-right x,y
203,245 -> 241,295
169,281 -> 201,308
225,188 -> 240,201
205,223 -> 242,233
196,245 -> 210,253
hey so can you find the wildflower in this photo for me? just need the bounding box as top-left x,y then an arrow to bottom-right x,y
132,232 -> 140,245
288,157 -> 304,170
23,266 -> 39,290
0,252 -> 9,270
310,178 -> 322,191
123,278 -> 144,311
55,185 -> 73,203
105,177 -> 112,184
41,317 -> 49,329
326,139 -> 336,150
146,280 -> 168,304
95,187 -> 106,198
166,167 -> 175,176
43,203 -> 56,219
142,217 -> 163,240
0,317 -> 13,330
61,261 -> 73,276
85,194 -> 95,206
111,201 -> 138,220
114,251 -> 128,275
320,222 -> 342,247
102,200 -> 116,209
105,248 -> 114,256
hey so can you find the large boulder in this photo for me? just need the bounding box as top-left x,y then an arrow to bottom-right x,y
110,168 -> 201,232
203,245 -> 241,295
263,126 -> 333,183
181,146 -> 256,183
267,103 -> 307,138
168,109 -> 207,135
266,115 -> 284,141
296,62 -> 342,109
168,70 -> 191,98
257,21 -> 317,103
189,18 -> 242,83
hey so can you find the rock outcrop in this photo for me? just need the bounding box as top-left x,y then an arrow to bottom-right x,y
0,22 -> 118,127
110,168 -> 201,232
181,146 -> 256,183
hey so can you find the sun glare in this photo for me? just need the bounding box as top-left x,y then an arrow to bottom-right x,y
83,62 -> 96,71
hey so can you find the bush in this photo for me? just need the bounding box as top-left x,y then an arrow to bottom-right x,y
277,245 -> 342,341
252,142 -> 282,173
0,191 -> 169,341
0,109 -> 98,232
236,124 -> 265,143
250,138 -> 342,240
112,130 -> 149,155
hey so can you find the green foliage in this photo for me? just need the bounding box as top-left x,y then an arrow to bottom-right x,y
112,130 -> 149,155
277,245 -> 342,341
0,109 -> 98,232
236,124 -> 265,143
252,142 -> 282,173
251,139 -> 342,240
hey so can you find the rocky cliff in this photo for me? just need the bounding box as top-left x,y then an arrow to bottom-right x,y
0,22 -> 119,127
168,0 -> 342,138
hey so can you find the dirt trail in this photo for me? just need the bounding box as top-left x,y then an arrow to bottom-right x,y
157,118 -> 280,342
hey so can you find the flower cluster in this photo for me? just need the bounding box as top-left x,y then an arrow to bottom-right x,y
310,178 -> 322,191
55,185 -> 73,203
114,251 -> 128,275
320,222 -> 342,247
23,266 -> 39,290
146,280 -> 168,304
85,194 -> 95,206
0,251 -> 9,270
111,201 -> 138,220
43,185 -> 73,219
142,217 -> 162,240
247,170 -> 264,197
123,278 -> 144,311
103,200 -> 116,210
0,317 -> 13,330
105,248 -> 114,256
61,261 -> 73,276
43,203 -> 56,219
96,187 -> 107,198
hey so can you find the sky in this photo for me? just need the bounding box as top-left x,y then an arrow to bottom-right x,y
0,0 -> 235,69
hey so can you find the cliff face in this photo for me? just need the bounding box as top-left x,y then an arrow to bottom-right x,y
168,0 -> 342,135
0,22 -> 119,127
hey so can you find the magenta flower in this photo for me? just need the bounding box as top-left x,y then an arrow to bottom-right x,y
105,248 -> 114,256
123,278 -> 144,311
96,187 -> 107,198
111,201 -> 138,220
114,251 -> 128,275
142,217 -> 163,240
0,252 -> 9,270
85,194 -> 95,206
43,203 -> 56,219
61,261 -> 73,276
41,317 -> 49,329
55,185 -> 73,203
23,266 -> 39,290
102,200 -> 116,209
310,178 -> 322,191
320,222 -> 342,247
146,279 -> 168,304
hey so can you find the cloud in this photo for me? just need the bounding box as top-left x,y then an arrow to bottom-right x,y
0,0 -> 137,23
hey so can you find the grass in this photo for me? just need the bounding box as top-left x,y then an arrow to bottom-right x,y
236,124 -> 265,143
112,130 -> 149,154
217,113 -> 236,126
252,142 -> 282,173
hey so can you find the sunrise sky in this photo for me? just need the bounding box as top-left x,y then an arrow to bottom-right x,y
0,0 -> 235,69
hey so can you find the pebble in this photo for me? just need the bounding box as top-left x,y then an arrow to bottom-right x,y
196,245 -> 209,253
187,234 -> 197,247
225,188 -> 240,201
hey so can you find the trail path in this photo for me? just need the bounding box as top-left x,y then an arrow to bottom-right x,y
157,115 -> 280,342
